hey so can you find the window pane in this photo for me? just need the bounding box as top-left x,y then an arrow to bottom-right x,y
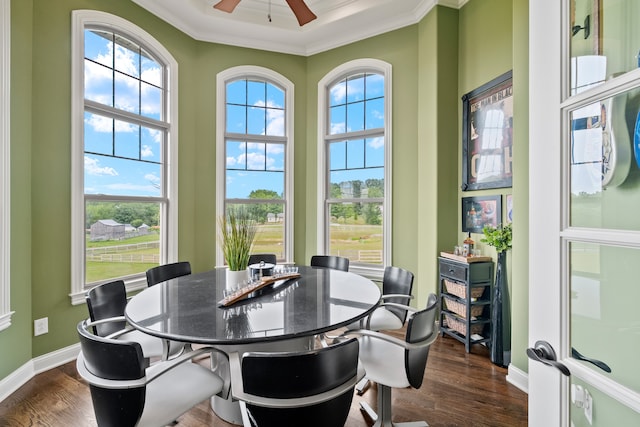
226,170 -> 284,199
366,97 -> 384,129
330,141 -> 346,170
140,50 -> 161,87
248,107 -> 266,135
246,142 -> 267,170
85,30 -> 112,67
115,72 -> 139,114
84,112 -> 113,155
85,200 -> 161,286
247,80 -> 265,106
266,143 -> 285,171
114,35 -> 140,78
227,80 -> 246,104
114,120 -> 140,159
569,1 -> 640,88
226,202 -> 285,260
366,137 -> 384,168
141,82 -> 162,121
330,79 -> 346,107
347,139 -> 365,169
84,154 -> 161,197
347,74 -> 365,103
569,89 -> 640,230
346,102 -> 365,132
84,59 -> 113,106
141,127 -> 162,163
227,104 -> 247,134
366,73 -> 384,98
330,105 -> 346,134
266,107 -> 284,136
330,169 -> 384,199
266,83 -> 284,108
570,243 -> 640,393
328,201 -> 383,265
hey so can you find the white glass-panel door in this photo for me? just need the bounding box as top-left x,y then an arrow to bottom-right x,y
530,0 -> 640,425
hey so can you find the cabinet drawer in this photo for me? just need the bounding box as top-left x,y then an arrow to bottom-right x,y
439,260 -> 467,282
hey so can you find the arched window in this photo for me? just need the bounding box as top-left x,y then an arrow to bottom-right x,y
216,67 -> 294,264
318,59 -> 392,277
70,11 -> 178,304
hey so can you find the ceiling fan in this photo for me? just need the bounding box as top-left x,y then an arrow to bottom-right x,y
213,0 -> 317,26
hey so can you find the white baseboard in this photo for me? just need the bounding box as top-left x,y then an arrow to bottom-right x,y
0,343 -> 80,402
506,363 -> 529,394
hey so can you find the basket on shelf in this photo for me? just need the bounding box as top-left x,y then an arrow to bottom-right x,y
443,279 -> 484,300
443,312 -> 484,337
443,296 -> 484,318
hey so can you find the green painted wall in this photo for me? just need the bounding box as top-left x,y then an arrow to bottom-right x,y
1,0 -> 34,380
1,0 -> 530,383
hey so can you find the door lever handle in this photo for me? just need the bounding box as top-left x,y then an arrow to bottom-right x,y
526,340 -> 570,376
572,347 -> 612,373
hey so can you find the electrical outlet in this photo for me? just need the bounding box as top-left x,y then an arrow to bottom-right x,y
584,388 -> 593,425
34,317 -> 48,336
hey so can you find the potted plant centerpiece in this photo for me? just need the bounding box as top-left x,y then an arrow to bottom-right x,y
217,208 -> 257,289
481,222 -> 512,368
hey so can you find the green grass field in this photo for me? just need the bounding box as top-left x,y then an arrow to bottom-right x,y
85,223 -> 383,284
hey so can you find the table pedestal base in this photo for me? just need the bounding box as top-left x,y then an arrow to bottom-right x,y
212,395 -> 243,425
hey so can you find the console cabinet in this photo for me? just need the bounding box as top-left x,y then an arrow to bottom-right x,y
438,256 -> 493,353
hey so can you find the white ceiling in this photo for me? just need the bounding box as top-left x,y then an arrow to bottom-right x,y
132,0 -> 465,56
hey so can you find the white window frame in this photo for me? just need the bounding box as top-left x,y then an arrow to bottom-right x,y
317,59 -> 392,279
215,66 -> 295,266
0,0 -> 13,331
70,10 -> 179,304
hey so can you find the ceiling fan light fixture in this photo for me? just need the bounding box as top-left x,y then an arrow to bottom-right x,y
213,0 -> 241,13
213,0 -> 316,27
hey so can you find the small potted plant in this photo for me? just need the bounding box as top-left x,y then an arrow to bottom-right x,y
480,222 -> 512,254
217,208 -> 257,287
481,222 -> 512,368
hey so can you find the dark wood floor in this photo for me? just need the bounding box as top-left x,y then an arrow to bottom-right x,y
0,331 -> 527,427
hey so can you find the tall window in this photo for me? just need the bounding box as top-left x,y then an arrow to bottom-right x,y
71,11 -> 178,304
318,59 -> 392,276
216,67 -> 294,264
0,0 -> 12,330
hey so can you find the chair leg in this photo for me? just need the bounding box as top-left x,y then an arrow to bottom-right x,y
359,383 -> 429,427
356,377 -> 370,395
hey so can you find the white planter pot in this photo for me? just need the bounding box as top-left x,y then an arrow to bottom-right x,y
226,268 -> 248,289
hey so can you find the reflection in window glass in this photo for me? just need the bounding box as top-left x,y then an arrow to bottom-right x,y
570,0 -> 640,83
570,243 -> 640,393
569,88 -> 640,230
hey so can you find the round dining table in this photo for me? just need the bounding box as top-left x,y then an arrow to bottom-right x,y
125,265 -> 381,345
125,265 -> 381,425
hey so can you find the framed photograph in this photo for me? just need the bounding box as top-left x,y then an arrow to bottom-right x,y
461,71 -> 513,191
506,194 -> 513,224
462,195 -> 502,233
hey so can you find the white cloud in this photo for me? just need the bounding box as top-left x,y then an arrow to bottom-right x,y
144,173 -> 160,183
141,145 -> 153,157
368,137 -> 384,149
85,156 -> 118,176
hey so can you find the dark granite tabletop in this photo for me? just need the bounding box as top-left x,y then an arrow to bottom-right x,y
125,265 -> 381,345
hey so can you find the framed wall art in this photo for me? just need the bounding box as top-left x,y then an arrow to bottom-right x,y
461,71 -> 513,191
462,195 -> 502,233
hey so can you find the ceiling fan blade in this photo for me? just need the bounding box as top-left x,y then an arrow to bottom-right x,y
285,0 -> 317,26
213,0 -> 241,13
